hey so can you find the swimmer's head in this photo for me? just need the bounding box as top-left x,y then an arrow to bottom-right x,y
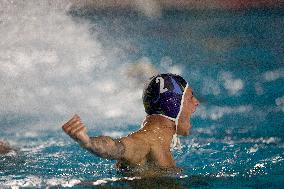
143,73 -> 187,120
143,73 -> 199,136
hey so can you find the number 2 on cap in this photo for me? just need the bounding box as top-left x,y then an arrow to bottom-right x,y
156,77 -> 168,93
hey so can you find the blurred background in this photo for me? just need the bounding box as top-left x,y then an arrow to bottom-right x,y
0,0 -> 283,188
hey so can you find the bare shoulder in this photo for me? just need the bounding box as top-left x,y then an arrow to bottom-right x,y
121,129 -> 154,151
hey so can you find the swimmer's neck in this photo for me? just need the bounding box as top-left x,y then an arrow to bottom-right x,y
143,114 -> 176,128
142,115 -> 176,144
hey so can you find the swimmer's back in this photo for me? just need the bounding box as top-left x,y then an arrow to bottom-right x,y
118,119 -> 175,169
118,130 -> 151,167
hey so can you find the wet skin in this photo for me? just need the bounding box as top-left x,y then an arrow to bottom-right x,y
62,87 -> 199,172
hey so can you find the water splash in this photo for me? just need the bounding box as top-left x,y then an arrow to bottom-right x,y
0,1 -> 151,130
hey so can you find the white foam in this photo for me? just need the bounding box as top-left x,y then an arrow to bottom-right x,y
271,156 -> 284,163
215,172 -> 238,178
4,176 -> 42,188
0,0 -> 144,129
92,176 -> 141,186
102,131 -> 125,138
179,175 -> 188,178
3,177 -> 82,188
20,139 -> 66,153
46,178 -> 81,187
220,72 -> 244,95
254,82 -> 264,95
0,0 -> 186,132
160,56 -> 182,75
275,95 -> 284,112
202,77 -> 221,96
195,105 -> 252,120
263,68 -> 284,82
248,146 -> 258,153
254,163 -> 265,169
133,0 -> 162,18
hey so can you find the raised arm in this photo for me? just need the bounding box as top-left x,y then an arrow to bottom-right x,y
62,115 -> 125,160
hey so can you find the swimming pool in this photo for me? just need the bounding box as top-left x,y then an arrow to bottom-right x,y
0,1 -> 283,188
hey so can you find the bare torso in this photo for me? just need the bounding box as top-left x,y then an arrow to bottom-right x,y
62,115 -> 179,173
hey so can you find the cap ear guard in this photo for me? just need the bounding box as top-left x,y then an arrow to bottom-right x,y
171,83 -> 188,150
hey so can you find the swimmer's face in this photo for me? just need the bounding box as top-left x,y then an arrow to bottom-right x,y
177,87 -> 199,136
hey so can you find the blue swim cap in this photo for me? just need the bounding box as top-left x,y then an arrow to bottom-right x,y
142,73 -> 188,122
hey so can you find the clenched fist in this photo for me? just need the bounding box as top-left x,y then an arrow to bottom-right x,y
62,114 -> 90,146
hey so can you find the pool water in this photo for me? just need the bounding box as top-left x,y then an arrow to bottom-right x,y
0,2 -> 284,188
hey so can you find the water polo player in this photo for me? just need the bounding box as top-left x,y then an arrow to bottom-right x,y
62,73 -> 199,171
